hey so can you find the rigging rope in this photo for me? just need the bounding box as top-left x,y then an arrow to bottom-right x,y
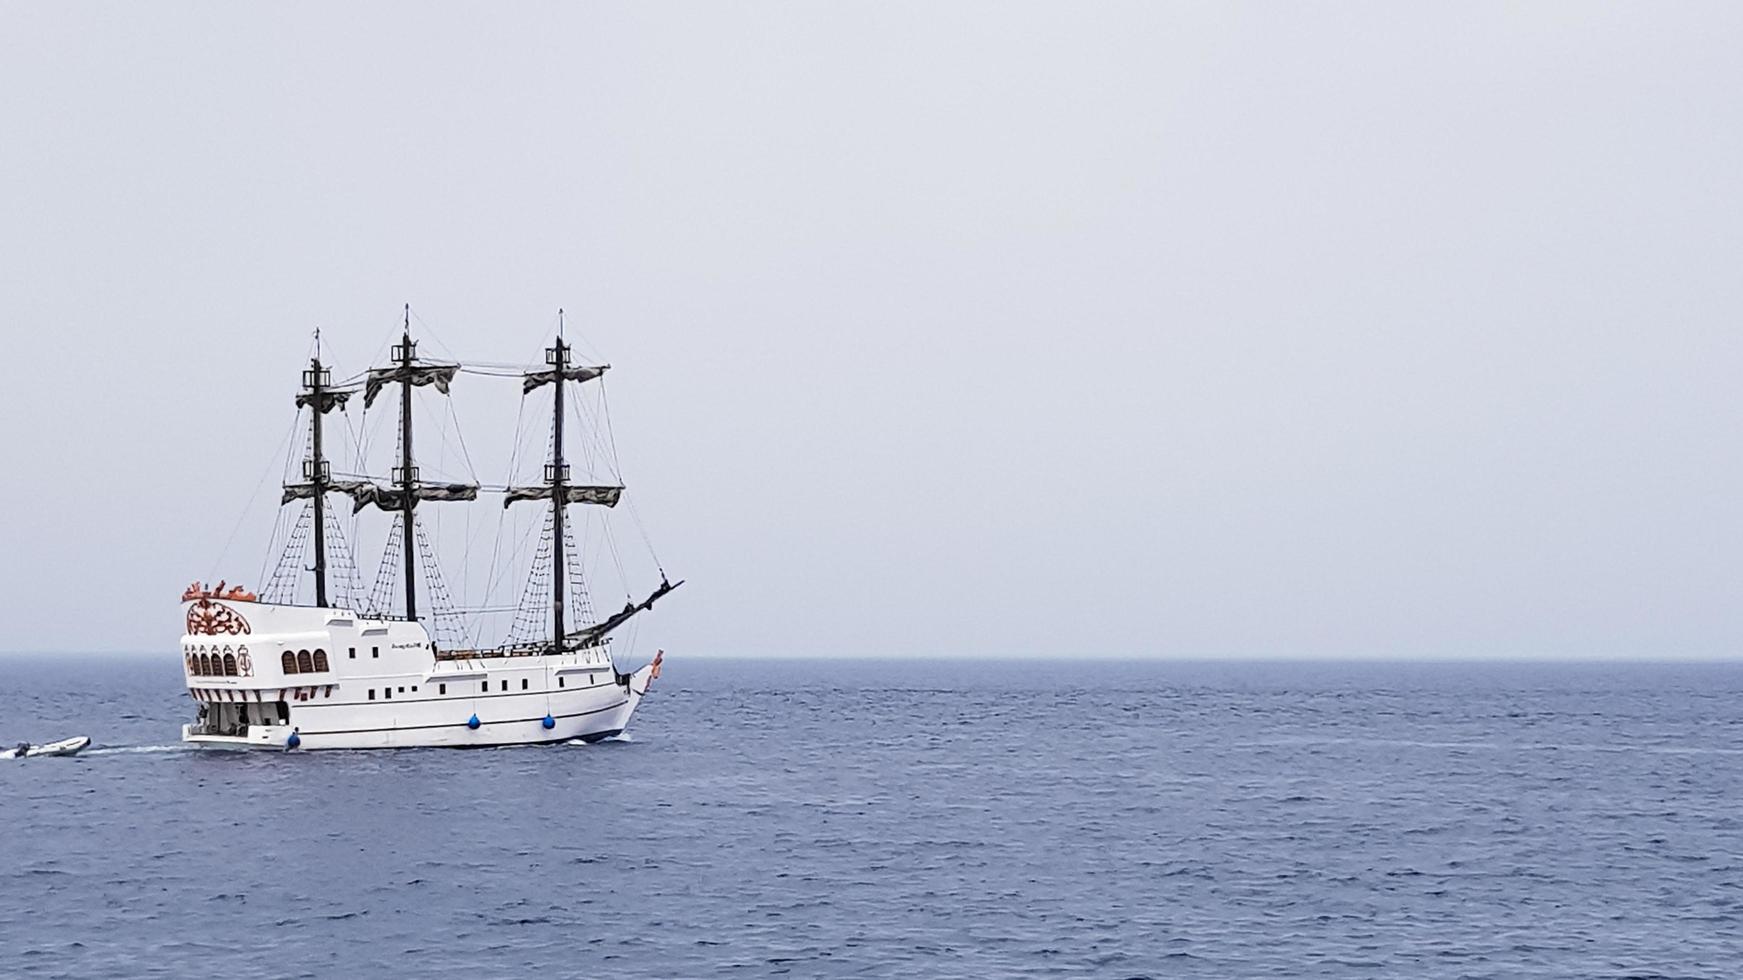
262,502 -> 313,605
563,511 -> 598,629
414,512 -> 466,647
322,501 -> 364,610
365,518 -> 403,618
506,508 -> 556,646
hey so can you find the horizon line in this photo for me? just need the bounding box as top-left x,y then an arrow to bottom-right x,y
3,650 -> 1741,664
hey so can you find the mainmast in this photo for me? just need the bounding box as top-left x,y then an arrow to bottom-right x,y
395,309 -> 418,621
353,306 -> 477,621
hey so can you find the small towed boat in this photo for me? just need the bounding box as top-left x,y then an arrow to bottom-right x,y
1,736 -> 92,759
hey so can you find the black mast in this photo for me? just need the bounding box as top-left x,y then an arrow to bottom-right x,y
549,313 -> 569,649
396,305 -> 418,621
304,353 -> 331,608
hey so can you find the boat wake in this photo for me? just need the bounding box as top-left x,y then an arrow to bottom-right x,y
82,744 -> 195,756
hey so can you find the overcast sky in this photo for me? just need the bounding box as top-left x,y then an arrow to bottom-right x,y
3,3 -> 1741,658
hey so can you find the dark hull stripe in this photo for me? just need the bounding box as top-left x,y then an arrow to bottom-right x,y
298,699 -> 631,737
206,680 -> 623,700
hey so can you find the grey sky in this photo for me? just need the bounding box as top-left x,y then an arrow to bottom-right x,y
3,3 -> 1740,658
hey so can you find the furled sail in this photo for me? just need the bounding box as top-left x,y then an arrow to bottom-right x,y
342,482 -> 480,513
564,578 -> 683,649
363,363 -> 459,408
523,364 -> 607,394
501,485 -> 624,508
280,478 -> 372,506
294,389 -> 353,413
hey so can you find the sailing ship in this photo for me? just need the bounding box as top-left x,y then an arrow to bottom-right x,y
179,310 -> 680,750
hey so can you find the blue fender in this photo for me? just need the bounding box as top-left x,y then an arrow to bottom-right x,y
286,729 -> 301,750
542,713 -> 556,730
467,713 -> 481,730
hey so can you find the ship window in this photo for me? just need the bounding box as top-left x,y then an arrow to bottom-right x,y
521,679 -> 529,690
368,689 -> 375,700
501,680 -> 508,692
276,702 -> 289,723
199,654 -> 214,676
411,686 -> 418,693
223,653 -> 238,677
384,688 -> 392,700
372,647 -> 379,658
349,647 -> 356,659
297,650 -> 314,673
281,651 -> 298,675
482,681 -> 489,693
398,687 -> 405,694
558,677 -> 565,688
439,684 -> 446,695
313,649 -> 329,672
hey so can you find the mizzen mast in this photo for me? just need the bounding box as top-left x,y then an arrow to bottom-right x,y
282,341 -> 354,608
550,318 -> 571,644
308,355 -> 332,607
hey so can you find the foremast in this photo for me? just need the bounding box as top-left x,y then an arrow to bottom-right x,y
504,315 -> 629,652
504,316 -> 683,654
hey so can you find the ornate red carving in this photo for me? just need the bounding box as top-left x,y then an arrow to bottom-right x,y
186,599 -> 251,637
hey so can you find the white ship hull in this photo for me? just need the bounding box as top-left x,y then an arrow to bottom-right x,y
180,598 -> 659,751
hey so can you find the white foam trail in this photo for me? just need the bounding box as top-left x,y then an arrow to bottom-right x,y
82,744 -> 194,756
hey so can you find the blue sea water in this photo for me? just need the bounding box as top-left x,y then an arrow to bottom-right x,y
2,656 -> 1740,979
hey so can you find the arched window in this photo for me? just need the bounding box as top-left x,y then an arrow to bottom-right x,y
312,649 -> 329,672
223,653 -> 238,677
282,651 -> 298,675
297,650 -> 314,673
198,654 -> 212,676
